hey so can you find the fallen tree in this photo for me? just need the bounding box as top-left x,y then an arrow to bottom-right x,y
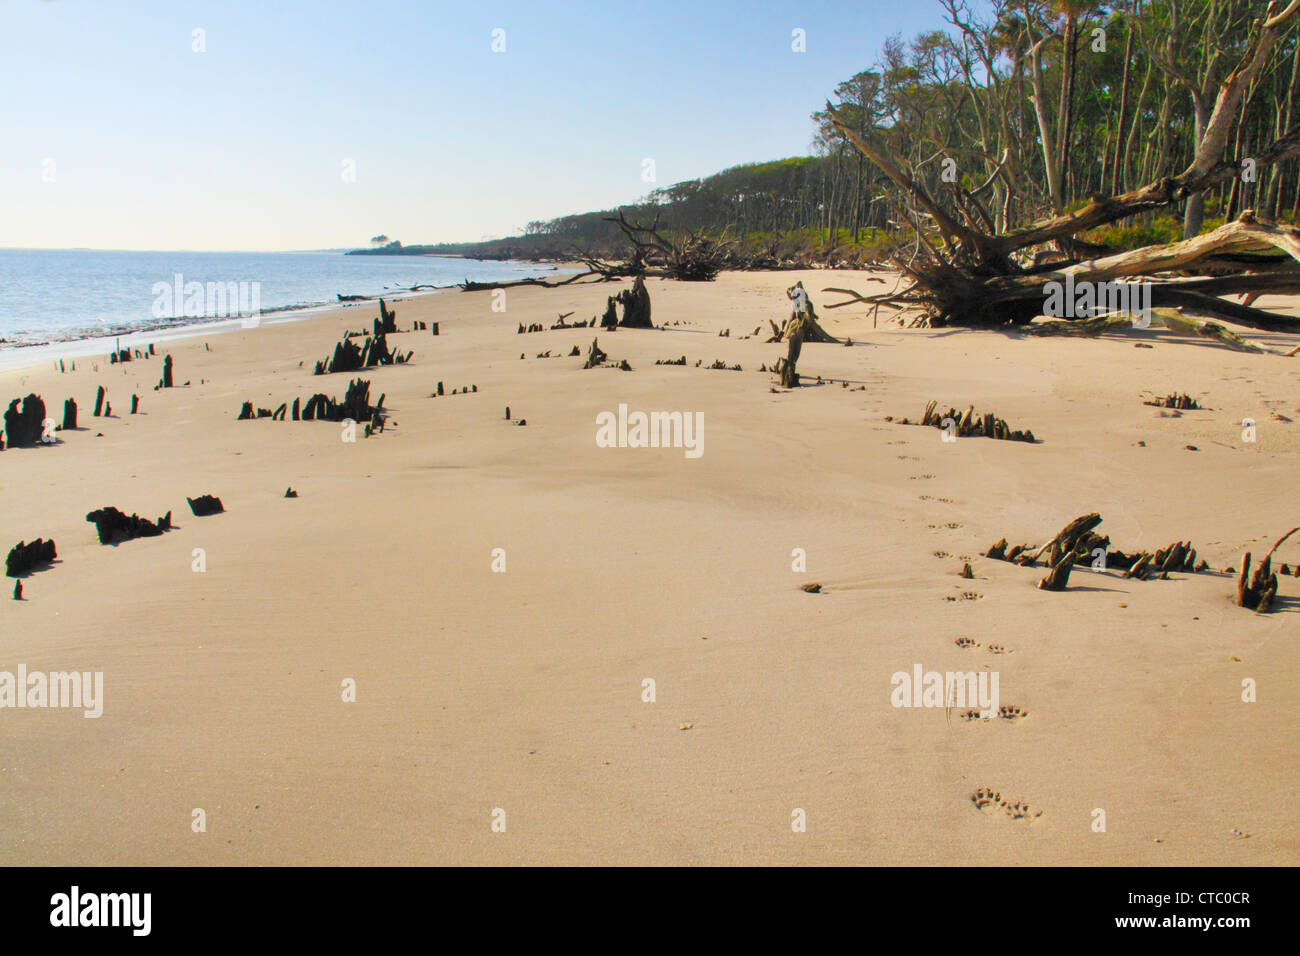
823,1 -> 1300,334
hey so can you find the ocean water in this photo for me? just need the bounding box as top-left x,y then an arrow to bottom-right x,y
0,249 -> 564,346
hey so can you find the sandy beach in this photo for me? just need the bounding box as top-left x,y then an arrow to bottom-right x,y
2,270 -> 1296,865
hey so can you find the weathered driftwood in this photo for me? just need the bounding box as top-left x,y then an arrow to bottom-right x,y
131,395 -> 140,415
6,539 -> 57,577
584,338 -> 608,369
773,317 -> 805,388
1237,525 -> 1300,612
62,398 -> 77,431
186,495 -> 224,516
284,487 -> 298,498
1037,552 -> 1076,591
2,395 -> 46,447
986,513 -> 1207,584
162,354 -> 173,388
94,386 -> 105,417
85,507 -> 172,545
903,400 -> 1036,442
1145,393 -> 1201,409
1237,553 -> 1279,612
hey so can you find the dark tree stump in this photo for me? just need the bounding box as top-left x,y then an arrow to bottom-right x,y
6,538 -> 57,577
187,495 -> 224,516
617,275 -> 653,328
3,395 -> 46,447
85,507 -> 171,544
63,398 -> 77,430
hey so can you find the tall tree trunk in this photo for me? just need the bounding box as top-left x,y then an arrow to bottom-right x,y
1110,25 -> 1134,196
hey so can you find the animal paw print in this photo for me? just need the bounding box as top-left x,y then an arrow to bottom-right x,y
934,550 -> 952,559
1005,800 -> 1042,821
909,473 -> 935,480
944,592 -> 981,601
954,637 -> 979,649
970,789 -> 1042,820
998,705 -> 1029,721
987,644 -> 1010,655
897,454 -> 919,461
960,710 -> 991,722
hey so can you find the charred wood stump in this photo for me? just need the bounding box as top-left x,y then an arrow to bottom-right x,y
162,354 -> 173,388
6,538 -> 57,577
186,495 -> 224,516
85,507 -> 172,545
292,397 -> 300,421
599,298 -> 619,330
237,401 -> 254,420
62,399 -> 77,431
131,395 -> 139,415
3,395 -> 46,447
94,386 -> 105,417
379,299 -> 397,333
584,338 -> 608,369
1236,552 -> 1279,612
284,487 -> 298,498
272,402 -> 287,421
617,275 -> 653,328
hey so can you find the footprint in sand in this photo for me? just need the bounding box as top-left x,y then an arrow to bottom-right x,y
909,474 -> 936,480
944,591 -> 983,602
954,637 -> 980,649
897,454 -> 920,461
987,643 -> 1011,655
934,550 -> 953,559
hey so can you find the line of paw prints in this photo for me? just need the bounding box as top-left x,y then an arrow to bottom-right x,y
961,705 -> 1029,722
970,788 -> 1042,820
953,637 -> 1009,654
944,591 -> 982,602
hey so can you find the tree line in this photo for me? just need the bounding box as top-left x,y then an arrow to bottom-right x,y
353,1 -> 1298,266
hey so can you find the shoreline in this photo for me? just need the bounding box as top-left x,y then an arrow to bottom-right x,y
0,286 -> 451,373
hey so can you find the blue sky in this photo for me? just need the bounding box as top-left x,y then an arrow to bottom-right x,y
1,0 -> 964,251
